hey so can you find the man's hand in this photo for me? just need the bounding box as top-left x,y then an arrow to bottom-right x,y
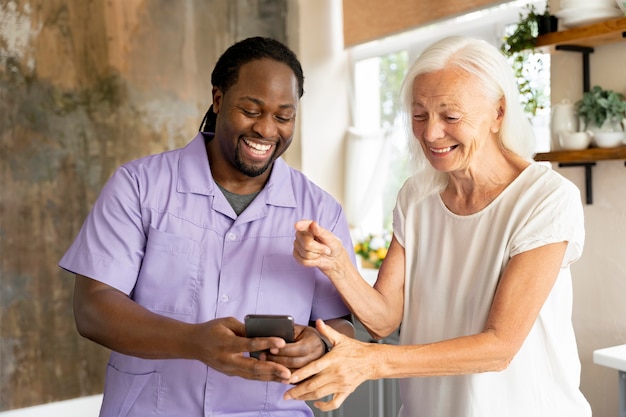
74,276 -> 293,383
194,317 -> 292,383
262,324 -> 328,369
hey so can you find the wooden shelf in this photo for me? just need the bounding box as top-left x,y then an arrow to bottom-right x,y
536,16 -> 626,49
531,17 -> 626,204
534,146 -> 626,205
534,145 -> 626,163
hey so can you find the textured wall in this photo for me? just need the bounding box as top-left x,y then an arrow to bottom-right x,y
0,0 -> 287,410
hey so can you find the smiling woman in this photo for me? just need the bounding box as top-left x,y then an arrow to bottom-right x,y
288,34 -> 590,417
346,0 -> 551,235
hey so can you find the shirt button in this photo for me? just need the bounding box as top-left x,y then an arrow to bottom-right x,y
221,294 -> 230,302
227,232 -> 236,241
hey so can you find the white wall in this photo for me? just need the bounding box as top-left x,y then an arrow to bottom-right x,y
551,40 -> 626,417
293,0 -> 351,205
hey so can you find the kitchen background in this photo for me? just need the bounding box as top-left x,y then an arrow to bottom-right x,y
1,0 -> 625,416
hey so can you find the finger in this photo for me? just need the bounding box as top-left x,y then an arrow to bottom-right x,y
284,374 -> 327,399
268,326 -> 324,368
313,392 -> 351,412
287,355 -> 325,385
315,319 -> 341,347
294,221 -> 331,256
246,336 -> 287,355
294,219 -> 314,232
284,373 -> 346,404
306,221 -> 336,249
292,241 -> 324,261
243,357 -> 292,381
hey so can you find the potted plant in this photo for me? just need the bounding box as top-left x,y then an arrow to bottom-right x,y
354,232 -> 391,269
501,4 -> 550,116
537,4 -> 558,35
575,85 -> 626,131
501,4 -> 539,56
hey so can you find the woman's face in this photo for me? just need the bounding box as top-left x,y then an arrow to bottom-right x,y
410,67 -> 503,174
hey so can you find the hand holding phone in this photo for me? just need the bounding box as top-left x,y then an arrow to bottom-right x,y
245,314 -> 294,359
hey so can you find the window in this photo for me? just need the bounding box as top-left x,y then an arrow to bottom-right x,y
352,51 -> 409,231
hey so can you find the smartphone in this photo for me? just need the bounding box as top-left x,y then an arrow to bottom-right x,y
245,314 -> 295,359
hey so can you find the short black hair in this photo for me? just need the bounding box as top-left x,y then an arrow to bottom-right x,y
200,36 -> 305,132
212,36 -> 304,98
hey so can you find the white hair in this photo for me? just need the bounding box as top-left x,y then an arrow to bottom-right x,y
399,35 -> 536,195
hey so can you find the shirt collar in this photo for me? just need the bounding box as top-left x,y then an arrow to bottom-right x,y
263,155 -> 296,208
177,132 -> 215,195
177,132 -> 297,208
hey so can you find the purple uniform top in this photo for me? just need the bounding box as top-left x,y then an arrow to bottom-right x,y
60,133 -> 354,417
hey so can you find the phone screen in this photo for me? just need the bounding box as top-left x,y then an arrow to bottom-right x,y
245,314 -> 294,359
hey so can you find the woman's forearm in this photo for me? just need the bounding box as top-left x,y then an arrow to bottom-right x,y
322,252 -> 403,339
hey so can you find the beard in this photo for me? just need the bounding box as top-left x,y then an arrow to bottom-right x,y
234,140 -> 276,178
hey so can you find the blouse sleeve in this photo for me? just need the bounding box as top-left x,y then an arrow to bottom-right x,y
509,176 -> 585,267
392,178 -> 412,248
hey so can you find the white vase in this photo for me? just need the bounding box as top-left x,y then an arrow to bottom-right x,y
587,117 -> 626,147
551,99 -> 579,151
587,117 -> 626,133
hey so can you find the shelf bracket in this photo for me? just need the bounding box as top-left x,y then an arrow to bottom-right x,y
558,162 -> 596,204
555,45 -> 594,92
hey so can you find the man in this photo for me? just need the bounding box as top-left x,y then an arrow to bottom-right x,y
60,37 -> 355,417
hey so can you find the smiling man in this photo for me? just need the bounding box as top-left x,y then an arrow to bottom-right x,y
59,37 -> 355,417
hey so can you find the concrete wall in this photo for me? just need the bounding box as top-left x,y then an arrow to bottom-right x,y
0,0 -> 287,410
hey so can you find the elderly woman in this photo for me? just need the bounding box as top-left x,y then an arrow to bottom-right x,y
286,36 -> 591,417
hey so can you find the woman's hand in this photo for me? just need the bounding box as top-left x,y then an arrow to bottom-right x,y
293,220 -> 350,276
283,319 -> 377,411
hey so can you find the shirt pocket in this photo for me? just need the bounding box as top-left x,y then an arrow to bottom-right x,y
133,227 -> 200,318
100,364 -> 160,417
256,254 -> 316,324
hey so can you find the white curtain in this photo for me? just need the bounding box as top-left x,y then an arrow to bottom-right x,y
343,127 -> 391,232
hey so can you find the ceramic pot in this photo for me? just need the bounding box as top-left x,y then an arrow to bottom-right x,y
551,99 -> 579,150
590,117 -> 626,147
586,117 -> 626,133
594,132 -> 625,148
558,130 -> 593,150
538,15 -> 558,35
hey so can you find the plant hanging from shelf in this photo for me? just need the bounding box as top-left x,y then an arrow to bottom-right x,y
500,4 -> 550,117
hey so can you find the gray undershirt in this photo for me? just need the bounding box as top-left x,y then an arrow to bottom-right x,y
216,183 -> 260,215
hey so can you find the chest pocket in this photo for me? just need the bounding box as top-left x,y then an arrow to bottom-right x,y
133,227 -> 200,318
255,254 -> 316,324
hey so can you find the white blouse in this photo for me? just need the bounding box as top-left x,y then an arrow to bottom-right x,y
393,163 -> 591,417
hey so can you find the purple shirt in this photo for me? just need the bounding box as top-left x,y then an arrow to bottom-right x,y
60,133 -> 354,417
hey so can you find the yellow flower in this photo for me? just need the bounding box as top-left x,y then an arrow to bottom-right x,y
355,231 -> 391,269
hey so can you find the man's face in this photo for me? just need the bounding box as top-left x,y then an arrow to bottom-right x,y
212,58 -> 299,178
